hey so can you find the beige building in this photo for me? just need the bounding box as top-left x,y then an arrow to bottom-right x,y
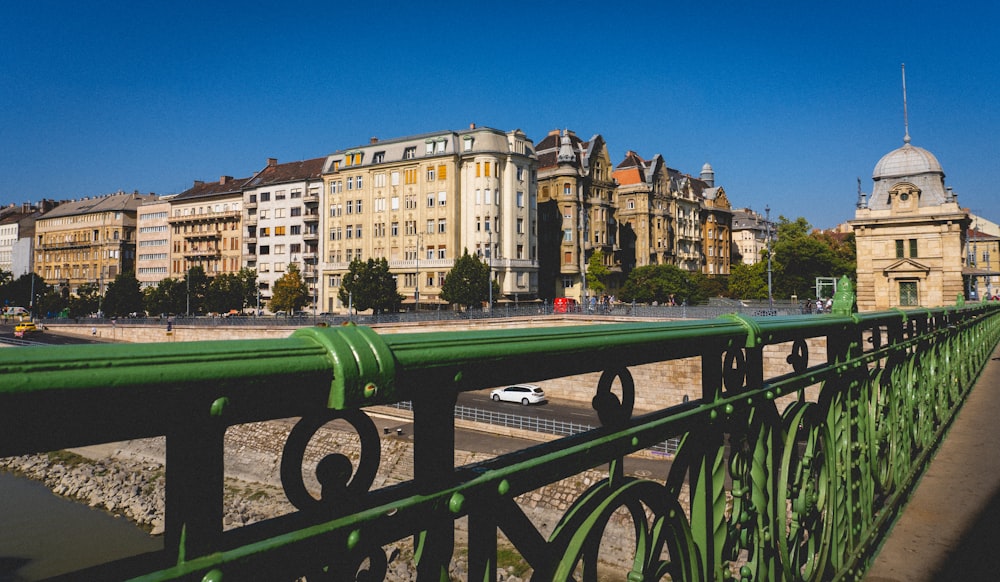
698,164 -> 733,276
320,126 -> 538,312
536,129 -> 617,302
135,197 -> 174,288
168,177 -> 246,280
612,151 -> 673,271
731,207 -> 774,266
851,134 -> 969,310
34,191 -> 156,294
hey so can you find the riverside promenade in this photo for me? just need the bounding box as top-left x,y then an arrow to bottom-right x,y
865,344 -> 1000,581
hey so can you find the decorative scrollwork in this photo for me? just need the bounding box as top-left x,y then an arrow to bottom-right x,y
591,367 -> 635,429
723,348 -> 747,393
777,401 -> 831,580
280,409 -> 380,514
542,477 -> 699,582
786,339 -> 809,374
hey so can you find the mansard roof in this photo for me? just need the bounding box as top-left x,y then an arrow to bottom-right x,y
246,157 -> 326,188
40,191 -> 156,219
536,129 -> 605,173
173,176 -> 251,202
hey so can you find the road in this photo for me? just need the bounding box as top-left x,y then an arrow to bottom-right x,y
0,323 -> 104,346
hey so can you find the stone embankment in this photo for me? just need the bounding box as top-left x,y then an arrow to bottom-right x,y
2,418 -> 650,581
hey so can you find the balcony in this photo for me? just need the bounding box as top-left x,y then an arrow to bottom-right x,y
303,231 -> 319,242
3,282 -> 997,581
182,248 -> 221,258
244,236 -> 257,244
303,191 -> 319,204
302,251 -> 317,261
245,200 -> 257,209
168,210 -> 241,225
245,215 -> 258,225
183,232 -> 222,241
302,213 -> 319,223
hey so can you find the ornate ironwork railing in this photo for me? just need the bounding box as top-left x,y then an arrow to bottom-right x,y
2,281 -> 1000,581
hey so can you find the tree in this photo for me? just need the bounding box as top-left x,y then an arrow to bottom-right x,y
619,264 -> 706,305
0,272 -> 46,314
69,282 -> 100,317
236,268 -> 259,311
143,277 -> 186,316
728,262 -> 769,300
338,258 -> 402,314
206,273 -> 244,313
441,250 -> 491,310
772,216 -> 854,299
271,263 -> 311,314
182,266 -> 210,315
102,272 -> 144,317
586,249 -> 611,295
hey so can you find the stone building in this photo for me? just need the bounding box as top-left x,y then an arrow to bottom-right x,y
536,129 -> 617,302
320,126 -> 538,312
730,207 -> 774,266
612,151 -> 673,273
698,163 -> 733,276
850,133 -> 969,310
135,197 -> 174,288
168,177 -> 246,281
33,191 -> 156,294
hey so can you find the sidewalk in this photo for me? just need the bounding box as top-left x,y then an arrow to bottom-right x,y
865,344 -> 1000,581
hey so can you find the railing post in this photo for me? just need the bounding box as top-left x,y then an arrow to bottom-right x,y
164,398 -> 227,560
412,388 -> 457,579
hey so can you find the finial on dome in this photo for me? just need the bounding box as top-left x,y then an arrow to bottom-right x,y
557,129 -> 576,163
902,63 -> 911,145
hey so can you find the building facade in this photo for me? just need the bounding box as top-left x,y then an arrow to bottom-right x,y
135,197 -> 173,288
698,164 -> 733,276
33,192 -> 155,294
612,151 -> 673,272
536,129 -> 617,302
851,134 -> 969,310
320,126 -> 538,312
730,208 -> 774,266
168,177 -> 246,281
243,157 -> 325,311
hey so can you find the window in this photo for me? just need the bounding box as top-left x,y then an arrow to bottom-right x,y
900,281 -> 918,306
260,192 -> 271,202
374,173 -> 386,187
627,199 -> 635,210
909,239 -> 918,258
260,227 -> 270,237
517,218 -> 524,234
290,207 -> 302,217
517,244 -> 524,259
438,247 -> 446,259
259,245 -> 270,255
356,176 -> 363,189
355,225 -> 362,238
427,220 -> 434,234
391,171 -> 400,186
403,147 -> 416,160
356,199 -> 362,214
275,208 -> 285,218
347,200 -> 354,214
426,167 -> 435,181
275,244 -> 286,255
291,225 -> 301,235
438,165 -> 447,180
426,247 -> 434,260
564,252 -> 573,264
438,191 -> 446,206
275,226 -> 286,236
391,196 -> 400,210
373,152 -> 385,164
275,192 -> 286,201
427,194 -> 435,208
517,191 -> 524,207
438,219 -> 446,233
463,136 -> 473,151
426,141 -> 435,155
517,166 -> 524,181
895,239 -> 904,259
347,177 -> 354,190
404,169 -> 417,184
391,222 -> 399,236
563,229 -> 573,242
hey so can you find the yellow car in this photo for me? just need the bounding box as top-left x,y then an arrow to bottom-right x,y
14,322 -> 40,338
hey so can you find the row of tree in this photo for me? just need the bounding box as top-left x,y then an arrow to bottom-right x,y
2,217 -> 854,317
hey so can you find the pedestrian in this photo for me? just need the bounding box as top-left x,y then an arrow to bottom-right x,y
815,298 -> 824,313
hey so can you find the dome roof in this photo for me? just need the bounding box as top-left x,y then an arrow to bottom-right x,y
873,141 -> 943,180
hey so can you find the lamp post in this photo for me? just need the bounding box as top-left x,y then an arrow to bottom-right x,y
765,205 -> 773,309
487,225 -> 493,313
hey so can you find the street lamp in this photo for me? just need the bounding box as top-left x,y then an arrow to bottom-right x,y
414,233 -> 422,313
487,225 -> 493,313
765,205 -> 773,309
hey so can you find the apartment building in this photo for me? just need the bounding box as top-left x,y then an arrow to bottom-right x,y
243,157 -> 325,310
731,208 -> 773,265
33,191 -> 155,293
320,125 -> 538,312
135,197 -> 174,288
698,164 -> 733,276
536,129 -> 617,302
612,151 -> 674,272
168,177 -> 246,280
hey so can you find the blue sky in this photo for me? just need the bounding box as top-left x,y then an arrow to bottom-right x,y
3,1 -> 998,229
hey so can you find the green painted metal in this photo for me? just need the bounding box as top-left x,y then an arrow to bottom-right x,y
1,294 -> 999,581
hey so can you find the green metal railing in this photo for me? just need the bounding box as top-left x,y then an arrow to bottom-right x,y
2,281 -> 1000,581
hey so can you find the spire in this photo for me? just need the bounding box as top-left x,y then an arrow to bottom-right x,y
557,129 -> 576,163
902,63 -> 911,145
856,177 -> 868,209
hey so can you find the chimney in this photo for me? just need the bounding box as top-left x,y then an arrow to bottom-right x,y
370,137 -> 379,144
220,176 -> 232,185
267,157 -> 278,167
194,180 -> 205,187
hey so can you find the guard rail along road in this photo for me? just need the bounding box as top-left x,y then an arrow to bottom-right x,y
2,277 -> 999,581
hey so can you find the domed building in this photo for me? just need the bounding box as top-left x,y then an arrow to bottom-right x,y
850,133 -> 970,311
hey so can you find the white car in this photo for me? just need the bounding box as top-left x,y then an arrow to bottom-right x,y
490,384 -> 546,405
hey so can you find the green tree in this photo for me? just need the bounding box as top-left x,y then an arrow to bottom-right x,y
206,272 -> 244,313
728,262 -> 769,300
102,272 -> 144,317
619,264 -> 706,305
236,268 -> 259,311
69,283 -> 100,317
338,258 -> 402,314
771,216 -> 854,299
0,273 -> 46,314
271,263 -> 311,314
143,277 -> 187,316
586,249 -> 611,295
182,266 -> 210,315
441,250 -> 491,310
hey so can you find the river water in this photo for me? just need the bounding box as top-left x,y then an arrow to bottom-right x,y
0,471 -> 162,581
